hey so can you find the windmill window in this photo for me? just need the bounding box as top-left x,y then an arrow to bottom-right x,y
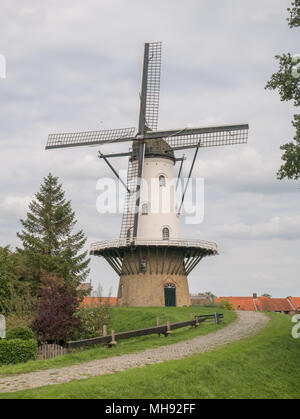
140,259 -> 147,272
159,175 -> 166,187
142,203 -> 148,215
162,227 -> 170,240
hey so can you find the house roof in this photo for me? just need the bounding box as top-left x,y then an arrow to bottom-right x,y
255,297 -> 293,312
215,297 -> 256,311
215,295 -> 298,312
287,297 -> 300,311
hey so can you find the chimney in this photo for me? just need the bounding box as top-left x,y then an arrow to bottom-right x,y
253,293 -> 257,299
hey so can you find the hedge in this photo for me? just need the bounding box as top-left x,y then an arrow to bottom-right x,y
6,326 -> 35,341
0,339 -> 37,365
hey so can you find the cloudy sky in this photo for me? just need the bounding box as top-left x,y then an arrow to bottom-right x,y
0,0 -> 299,298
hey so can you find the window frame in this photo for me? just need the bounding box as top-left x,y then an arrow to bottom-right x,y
162,227 -> 170,240
142,202 -> 149,215
159,175 -> 166,187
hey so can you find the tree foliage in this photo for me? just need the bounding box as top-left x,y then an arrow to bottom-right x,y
219,300 -> 235,311
0,247 -> 35,317
0,247 -> 14,314
265,2 -> 300,180
17,173 -> 90,290
32,272 -> 82,343
287,0 -> 300,27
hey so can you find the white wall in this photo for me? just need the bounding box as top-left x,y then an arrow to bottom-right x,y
137,157 -> 180,240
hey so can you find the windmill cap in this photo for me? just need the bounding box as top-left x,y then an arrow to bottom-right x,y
132,138 -> 175,162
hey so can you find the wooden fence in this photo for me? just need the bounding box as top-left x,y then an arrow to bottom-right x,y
36,344 -> 67,360
67,313 -> 223,350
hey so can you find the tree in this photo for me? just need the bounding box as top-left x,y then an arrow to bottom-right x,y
0,247 -> 15,314
32,272 -> 82,343
0,246 -> 36,319
261,293 -> 272,298
265,1 -> 300,180
17,174 -> 90,291
219,300 -> 235,311
287,0 -> 300,27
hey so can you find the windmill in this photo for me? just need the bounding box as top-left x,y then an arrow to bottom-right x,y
46,42 -> 249,307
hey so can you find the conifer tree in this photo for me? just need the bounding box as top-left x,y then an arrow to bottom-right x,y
17,174 -> 90,291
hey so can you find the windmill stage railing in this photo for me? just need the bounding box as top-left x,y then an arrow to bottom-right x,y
90,238 -> 218,253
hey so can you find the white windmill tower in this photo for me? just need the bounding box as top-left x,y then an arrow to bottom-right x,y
46,42 -> 249,307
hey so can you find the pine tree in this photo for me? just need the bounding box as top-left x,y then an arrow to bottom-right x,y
17,174 -> 90,291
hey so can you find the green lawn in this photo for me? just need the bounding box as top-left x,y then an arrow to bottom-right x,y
0,306 -> 234,378
2,313 -> 299,399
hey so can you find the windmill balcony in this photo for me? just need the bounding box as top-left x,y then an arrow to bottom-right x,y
90,238 -> 218,254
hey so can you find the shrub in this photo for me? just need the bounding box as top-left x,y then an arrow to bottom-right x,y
32,272 -> 82,343
0,339 -> 37,365
6,326 -> 35,341
6,312 -> 34,330
75,306 -> 110,340
219,299 -> 235,311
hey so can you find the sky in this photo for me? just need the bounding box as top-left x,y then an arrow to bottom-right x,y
0,0 -> 299,298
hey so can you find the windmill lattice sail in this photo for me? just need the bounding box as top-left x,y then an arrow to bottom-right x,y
120,158 -> 139,240
144,42 -> 162,131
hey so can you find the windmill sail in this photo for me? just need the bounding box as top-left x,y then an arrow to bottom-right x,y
46,127 -> 136,150
142,124 -> 249,150
144,42 -> 162,131
120,157 -> 139,240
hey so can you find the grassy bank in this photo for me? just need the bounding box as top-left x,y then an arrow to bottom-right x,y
2,313 -> 299,399
0,306 -> 234,378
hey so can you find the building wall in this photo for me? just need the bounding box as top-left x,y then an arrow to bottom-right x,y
118,248 -> 191,307
137,157 -> 180,240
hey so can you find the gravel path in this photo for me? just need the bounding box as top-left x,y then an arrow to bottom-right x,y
0,311 -> 269,394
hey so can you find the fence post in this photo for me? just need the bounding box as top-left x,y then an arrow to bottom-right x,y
0,315 -> 6,339
108,330 -> 117,347
165,321 -> 172,337
103,324 -> 107,337
195,315 -> 200,328
157,317 -> 161,337
215,313 -> 220,325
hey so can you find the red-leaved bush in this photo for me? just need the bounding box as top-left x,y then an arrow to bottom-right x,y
32,272 -> 81,343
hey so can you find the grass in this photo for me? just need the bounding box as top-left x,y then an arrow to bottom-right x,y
1,313 -> 299,399
0,306 -> 235,378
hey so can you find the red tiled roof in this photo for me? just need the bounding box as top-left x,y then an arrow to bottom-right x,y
287,297 -> 300,311
255,297 -> 293,312
215,297 -> 256,311
215,295 -> 300,312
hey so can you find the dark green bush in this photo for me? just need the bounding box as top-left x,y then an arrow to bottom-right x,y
6,326 -> 35,341
0,339 -> 37,365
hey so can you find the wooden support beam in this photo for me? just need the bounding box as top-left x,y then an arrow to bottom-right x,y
161,247 -> 168,275
103,255 -> 121,275
147,246 -> 152,275
186,255 -> 204,276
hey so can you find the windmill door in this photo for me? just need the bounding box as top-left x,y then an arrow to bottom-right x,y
164,283 -> 176,307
